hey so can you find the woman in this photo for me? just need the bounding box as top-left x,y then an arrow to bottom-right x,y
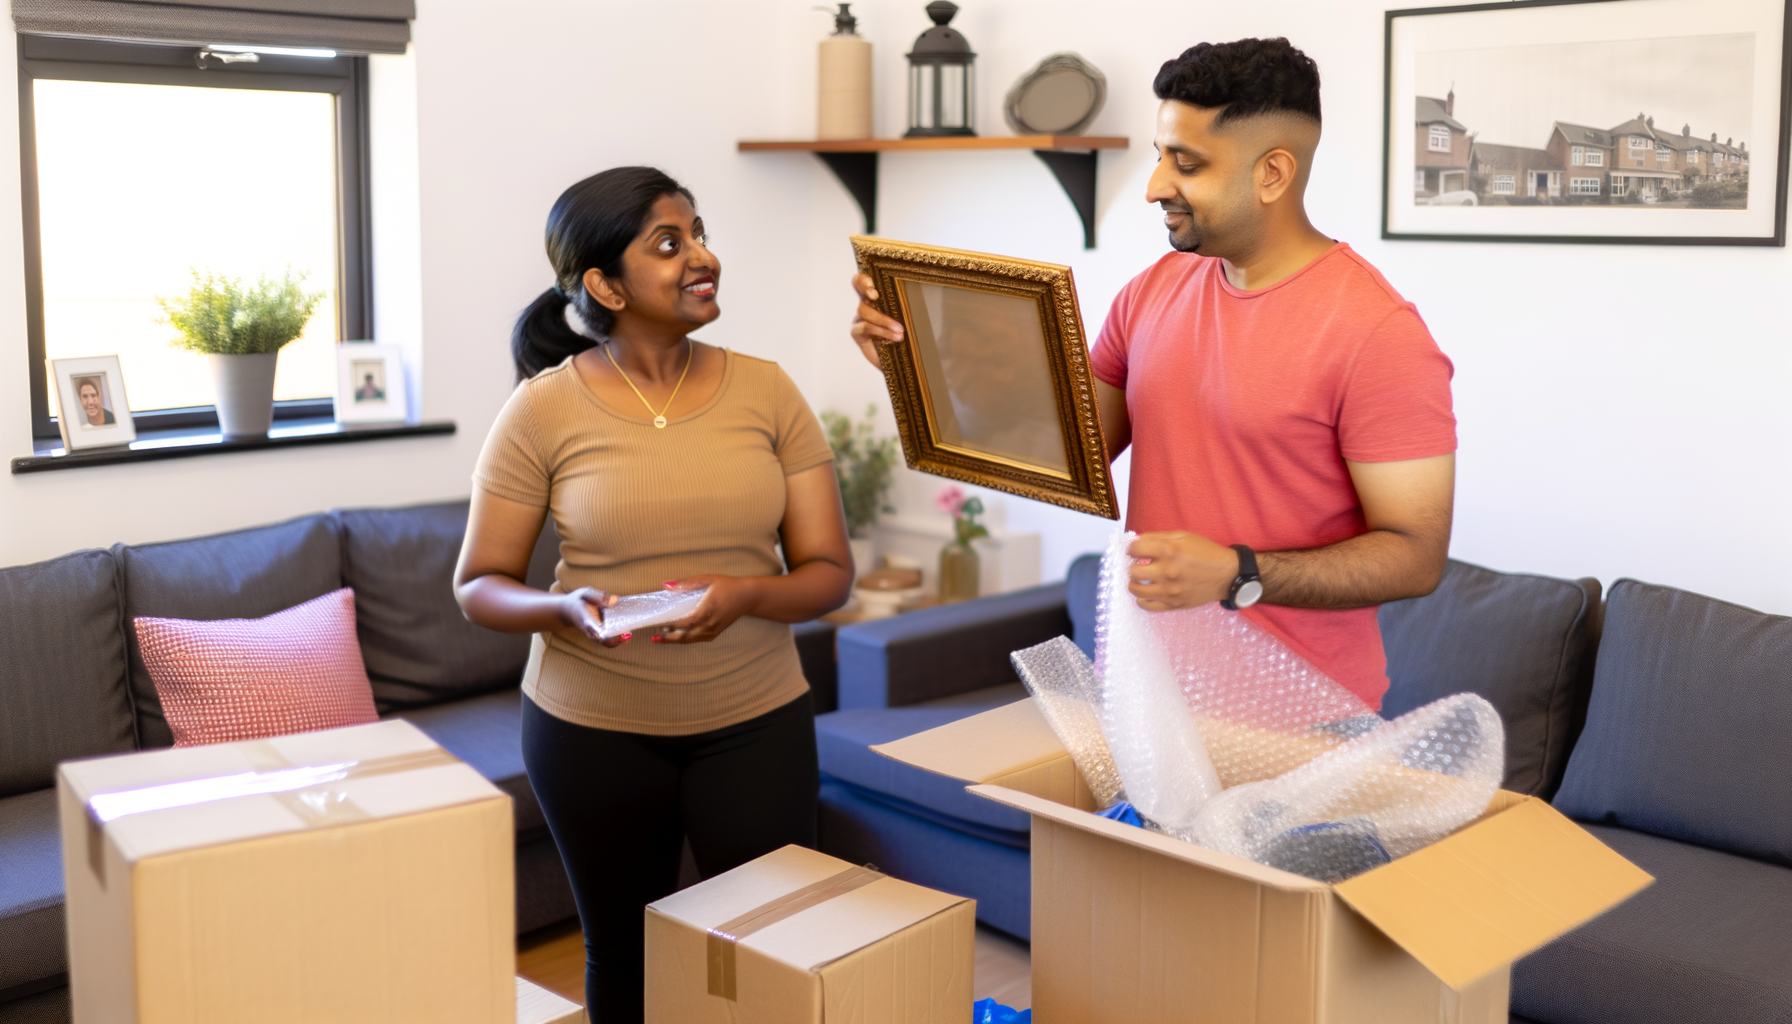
453,167 -> 852,1021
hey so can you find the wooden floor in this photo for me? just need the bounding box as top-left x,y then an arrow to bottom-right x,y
518,920 -> 1033,1012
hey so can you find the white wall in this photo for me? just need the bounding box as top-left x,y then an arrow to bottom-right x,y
3,0 -> 1789,617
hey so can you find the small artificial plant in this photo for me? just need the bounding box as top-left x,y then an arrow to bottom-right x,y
821,404 -> 899,539
936,485 -> 989,545
158,268 -> 323,355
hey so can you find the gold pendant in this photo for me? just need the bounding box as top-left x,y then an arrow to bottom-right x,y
653,415 -> 668,429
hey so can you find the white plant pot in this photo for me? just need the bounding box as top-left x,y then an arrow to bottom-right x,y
849,537 -> 875,581
208,352 -> 279,438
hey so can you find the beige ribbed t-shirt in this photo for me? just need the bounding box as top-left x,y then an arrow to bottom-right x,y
473,349 -> 834,735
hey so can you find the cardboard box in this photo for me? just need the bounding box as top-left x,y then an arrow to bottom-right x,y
874,698 -> 1654,1024
516,977 -> 584,1024
57,719 -> 516,1024
645,844 -> 974,1023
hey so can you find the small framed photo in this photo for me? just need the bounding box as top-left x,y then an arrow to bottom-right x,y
50,355 -> 136,450
335,343 -> 409,424
1384,0 -> 1790,245
850,235 -> 1119,520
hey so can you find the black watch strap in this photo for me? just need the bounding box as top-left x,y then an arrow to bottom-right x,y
1222,544 -> 1261,610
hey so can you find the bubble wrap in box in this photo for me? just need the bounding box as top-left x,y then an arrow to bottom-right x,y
1011,636 -> 1124,808
1190,692 -> 1504,881
597,587 -> 709,641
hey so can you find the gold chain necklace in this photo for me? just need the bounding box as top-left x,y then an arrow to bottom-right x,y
603,340 -> 693,429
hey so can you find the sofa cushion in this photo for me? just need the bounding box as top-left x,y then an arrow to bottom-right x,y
136,589 -> 379,747
0,790 -> 65,995
1553,580 -> 1792,866
392,687 -> 543,837
815,683 -> 1031,835
337,502 -> 558,709
1511,824 -> 1792,1024
837,584 -> 1070,708
1378,560 -> 1600,798
0,550 -> 134,797
118,515 -> 343,749
1066,553 -> 1100,659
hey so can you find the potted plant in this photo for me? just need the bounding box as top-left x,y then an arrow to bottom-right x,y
821,404 -> 898,577
159,269 -> 322,438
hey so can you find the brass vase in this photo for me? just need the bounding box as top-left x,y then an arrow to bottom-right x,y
938,538 -> 980,603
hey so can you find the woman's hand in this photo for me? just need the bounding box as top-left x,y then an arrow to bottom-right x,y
652,575 -> 762,644
559,587 -> 631,647
849,272 -> 905,369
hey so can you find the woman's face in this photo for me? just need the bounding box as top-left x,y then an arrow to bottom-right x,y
585,192 -> 720,333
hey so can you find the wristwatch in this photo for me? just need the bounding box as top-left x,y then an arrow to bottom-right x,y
1222,544 -> 1262,610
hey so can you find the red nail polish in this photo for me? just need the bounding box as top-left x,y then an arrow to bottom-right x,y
650,635 -> 662,643
621,633 -> 632,641
664,581 -> 678,589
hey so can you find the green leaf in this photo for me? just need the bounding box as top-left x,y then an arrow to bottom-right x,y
157,267 -> 324,355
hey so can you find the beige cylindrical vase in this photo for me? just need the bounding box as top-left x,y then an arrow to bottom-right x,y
209,352 -> 279,439
818,33 -> 873,140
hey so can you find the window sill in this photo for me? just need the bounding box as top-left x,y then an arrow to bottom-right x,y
12,418 -> 456,474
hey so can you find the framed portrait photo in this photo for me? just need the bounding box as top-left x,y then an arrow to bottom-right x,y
850,235 -> 1119,520
335,343 -> 409,424
50,355 -> 135,449
1384,0 -> 1791,245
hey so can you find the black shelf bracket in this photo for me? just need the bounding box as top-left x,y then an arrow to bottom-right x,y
1033,149 -> 1099,249
817,152 -> 879,235
810,146 -> 1103,247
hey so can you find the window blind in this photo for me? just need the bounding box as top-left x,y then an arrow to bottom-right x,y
12,0 -> 414,54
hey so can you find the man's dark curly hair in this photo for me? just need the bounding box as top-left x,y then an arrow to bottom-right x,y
1153,38 -> 1321,127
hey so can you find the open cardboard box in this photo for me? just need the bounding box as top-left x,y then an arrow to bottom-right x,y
874,698 -> 1653,1024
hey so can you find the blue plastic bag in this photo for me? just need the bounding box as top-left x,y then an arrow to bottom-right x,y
972,997 -> 1032,1023
1095,799 -> 1144,828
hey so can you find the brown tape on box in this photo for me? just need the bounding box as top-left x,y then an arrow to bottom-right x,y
83,743 -> 461,884
704,865 -> 884,1000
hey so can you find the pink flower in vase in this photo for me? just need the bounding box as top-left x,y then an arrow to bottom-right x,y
935,485 -> 967,517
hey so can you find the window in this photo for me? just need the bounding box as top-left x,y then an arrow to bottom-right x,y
1688,151 -> 1700,163
1571,146 -> 1584,166
1428,124 -> 1452,152
1491,174 -> 1516,194
1629,135 -> 1650,149
21,36 -> 370,442
1610,176 -> 1627,196
1584,149 -> 1604,167
1414,169 -> 1427,192
1656,147 -> 1671,163
1570,177 -> 1601,195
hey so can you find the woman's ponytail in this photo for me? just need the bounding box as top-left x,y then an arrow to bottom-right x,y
511,166 -> 696,381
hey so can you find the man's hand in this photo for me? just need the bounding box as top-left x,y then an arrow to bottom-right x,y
1126,532 -> 1239,610
849,272 -> 904,368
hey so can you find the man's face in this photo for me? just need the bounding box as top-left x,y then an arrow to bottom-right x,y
78,382 -> 103,422
1144,100 -> 1260,257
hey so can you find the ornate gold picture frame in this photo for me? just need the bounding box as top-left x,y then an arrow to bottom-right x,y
851,236 -> 1119,520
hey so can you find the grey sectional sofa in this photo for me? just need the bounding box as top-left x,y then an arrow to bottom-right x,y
1,503 -> 570,1023
818,557 -> 1792,1023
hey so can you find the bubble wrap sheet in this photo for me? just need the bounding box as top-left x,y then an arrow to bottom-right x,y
596,587 -> 709,640
1094,531 -> 1222,833
1006,530 -> 1506,882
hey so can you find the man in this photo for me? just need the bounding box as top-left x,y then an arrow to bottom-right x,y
850,39 -> 1455,709
76,377 -> 115,427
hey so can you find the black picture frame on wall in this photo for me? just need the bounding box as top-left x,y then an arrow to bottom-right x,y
1383,0 -> 1792,246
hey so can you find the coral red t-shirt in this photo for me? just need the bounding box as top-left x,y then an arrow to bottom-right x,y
1089,243 -> 1456,709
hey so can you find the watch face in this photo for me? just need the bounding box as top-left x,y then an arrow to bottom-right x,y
1235,579 -> 1264,608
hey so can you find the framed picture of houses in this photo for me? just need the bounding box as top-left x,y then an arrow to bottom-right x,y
1383,0 -> 1791,245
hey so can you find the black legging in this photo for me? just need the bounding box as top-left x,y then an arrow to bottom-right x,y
521,691 -> 818,1023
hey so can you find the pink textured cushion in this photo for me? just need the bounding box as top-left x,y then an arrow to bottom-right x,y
134,588 -> 379,747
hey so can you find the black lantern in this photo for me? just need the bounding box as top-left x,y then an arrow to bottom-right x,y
905,1 -> 975,137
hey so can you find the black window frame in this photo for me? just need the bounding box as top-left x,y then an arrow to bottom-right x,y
19,35 -> 372,442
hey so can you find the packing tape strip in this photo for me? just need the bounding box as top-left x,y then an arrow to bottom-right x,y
84,743 -> 460,885
705,864 -> 885,1000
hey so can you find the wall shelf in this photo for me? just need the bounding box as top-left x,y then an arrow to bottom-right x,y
738,136 -> 1128,248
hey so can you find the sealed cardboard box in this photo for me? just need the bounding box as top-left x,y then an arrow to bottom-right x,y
646,844 -> 974,1023
57,719 -> 515,1024
875,699 -> 1654,1024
